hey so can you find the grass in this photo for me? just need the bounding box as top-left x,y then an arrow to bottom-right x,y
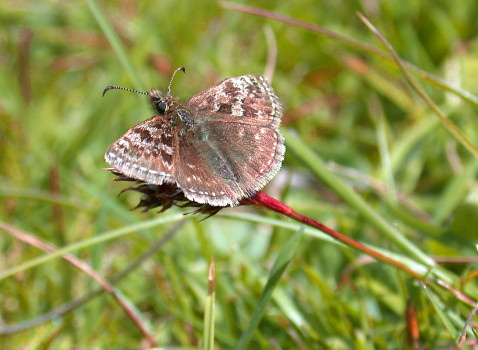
1,0 -> 478,348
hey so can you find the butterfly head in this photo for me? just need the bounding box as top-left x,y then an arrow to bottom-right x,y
102,66 -> 187,116
147,90 -> 171,115
147,66 -> 186,115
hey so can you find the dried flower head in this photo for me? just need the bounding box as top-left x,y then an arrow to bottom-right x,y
106,168 -> 223,218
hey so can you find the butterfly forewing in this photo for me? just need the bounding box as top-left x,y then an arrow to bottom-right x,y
187,75 -> 282,127
105,116 -> 177,185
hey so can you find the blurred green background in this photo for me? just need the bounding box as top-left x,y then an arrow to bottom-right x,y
1,0 -> 478,348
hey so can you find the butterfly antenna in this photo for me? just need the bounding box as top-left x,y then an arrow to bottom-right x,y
102,85 -> 149,97
168,66 -> 186,94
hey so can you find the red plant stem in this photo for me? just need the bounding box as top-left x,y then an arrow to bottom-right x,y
406,299 -> 421,350
247,192 -> 424,280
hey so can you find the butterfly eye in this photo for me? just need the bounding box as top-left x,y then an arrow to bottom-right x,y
155,100 -> 167,114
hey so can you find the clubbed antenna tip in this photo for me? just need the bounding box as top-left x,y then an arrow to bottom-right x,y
168,66 -> 186,94
102,85 -> 149,97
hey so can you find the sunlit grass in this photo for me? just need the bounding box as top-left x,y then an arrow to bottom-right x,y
1,0 -> 478,348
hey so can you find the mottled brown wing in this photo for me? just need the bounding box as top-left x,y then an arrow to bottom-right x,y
187,75 -> 282,128
206,121 -> 285,190
105,116 -> 177,185
176,121 -> 285,207
175,129 -> 243,207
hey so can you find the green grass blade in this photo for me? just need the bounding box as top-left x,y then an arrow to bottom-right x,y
235,226 -> 304,350
0,214 -> 184,281
422,283 -> 459,340
85,0 -> 144,91
432,160 -> 478,225
203,258 -> 216,350
282,128 -> 435,267
358,13 -> 478,159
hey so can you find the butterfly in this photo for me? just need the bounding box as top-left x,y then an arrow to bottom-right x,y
103,68 -> 285,207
